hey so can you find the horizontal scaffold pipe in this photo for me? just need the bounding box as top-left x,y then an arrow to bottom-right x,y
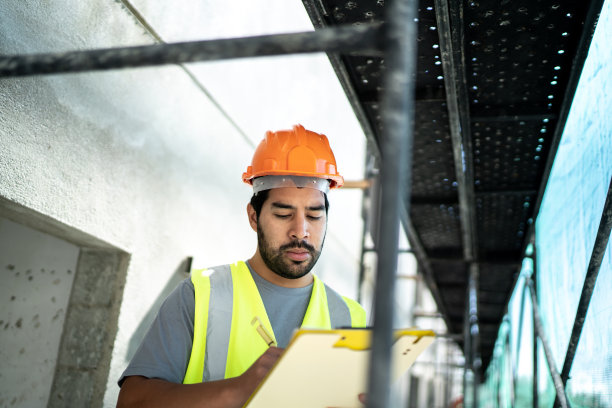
0,24 -> 383,77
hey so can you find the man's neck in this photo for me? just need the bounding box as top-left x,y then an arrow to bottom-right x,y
248,252 -> 314,288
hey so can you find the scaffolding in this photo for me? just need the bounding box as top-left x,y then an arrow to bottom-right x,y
1,0 -> 610,406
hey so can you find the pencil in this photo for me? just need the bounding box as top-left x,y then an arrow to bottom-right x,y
251,316 -> 277,347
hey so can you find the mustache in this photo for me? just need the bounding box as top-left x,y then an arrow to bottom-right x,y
280,240 -> 315,252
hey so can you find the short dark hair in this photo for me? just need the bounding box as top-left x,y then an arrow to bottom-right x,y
250,189 -> 330,219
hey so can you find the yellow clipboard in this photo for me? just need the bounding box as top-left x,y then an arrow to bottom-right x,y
244,328 -> 435,408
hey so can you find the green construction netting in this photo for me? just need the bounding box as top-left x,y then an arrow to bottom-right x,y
480,0 -> 612,406
536,0 -> 612,404
565,244 -> 612,407
480,259 -> 535,408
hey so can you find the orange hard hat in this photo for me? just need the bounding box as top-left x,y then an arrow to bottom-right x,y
242,124 -> 344,190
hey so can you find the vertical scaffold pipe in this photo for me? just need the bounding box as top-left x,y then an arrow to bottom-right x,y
526,278 -> 569,408
531,252 -> 539,408
365,0 -> 418,406
463,272 -> 472,405
468,263 -> 481,406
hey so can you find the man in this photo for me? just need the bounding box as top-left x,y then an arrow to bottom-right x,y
117,125 -> 366,407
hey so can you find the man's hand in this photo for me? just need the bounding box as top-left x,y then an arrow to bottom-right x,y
238,346 -> 284,395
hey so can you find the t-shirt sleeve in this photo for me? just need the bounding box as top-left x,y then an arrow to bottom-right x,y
118,278 -> 195,386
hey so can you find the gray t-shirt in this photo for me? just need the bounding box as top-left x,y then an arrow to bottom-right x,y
119,262 -> 318,385
250,265 -> 312,347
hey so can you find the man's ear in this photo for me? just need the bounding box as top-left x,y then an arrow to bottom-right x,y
247,203 -> 258,232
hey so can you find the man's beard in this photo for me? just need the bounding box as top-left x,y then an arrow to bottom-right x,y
257,226 -> 324,280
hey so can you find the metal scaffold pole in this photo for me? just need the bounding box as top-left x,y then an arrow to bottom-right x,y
468,263 -> 481,405
0,24 -> 382,77
526,277 -> 569,408
463,274 -> 472,405
365,0 -> 418,406
560,178 -> 612,382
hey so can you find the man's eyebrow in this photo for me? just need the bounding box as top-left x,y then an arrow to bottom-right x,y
271,202 -> 295,210
270,202 -> 325,211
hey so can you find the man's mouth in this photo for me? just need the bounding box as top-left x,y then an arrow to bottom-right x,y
285,249 -> 310,262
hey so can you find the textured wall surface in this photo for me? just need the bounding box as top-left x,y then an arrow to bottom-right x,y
49,249 -> 129,408
0,218 -> 79,407
0,1 -> 366,406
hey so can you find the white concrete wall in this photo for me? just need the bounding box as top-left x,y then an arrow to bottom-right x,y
0,218 -> 79,407
0,1 -> 366,406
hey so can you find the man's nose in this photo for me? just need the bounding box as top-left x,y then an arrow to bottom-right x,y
289,214 -> 310,240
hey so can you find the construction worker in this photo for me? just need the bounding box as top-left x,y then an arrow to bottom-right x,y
117,124 -> 366,407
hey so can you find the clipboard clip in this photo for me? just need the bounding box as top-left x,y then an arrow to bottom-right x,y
332,329 -> 370,351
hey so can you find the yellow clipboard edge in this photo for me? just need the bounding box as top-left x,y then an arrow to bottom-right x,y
289,328 -> 436,348
394,329 -> 436,342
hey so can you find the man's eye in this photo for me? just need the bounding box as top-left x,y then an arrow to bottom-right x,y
274,214 -> 290,219
307,215 -> 323,220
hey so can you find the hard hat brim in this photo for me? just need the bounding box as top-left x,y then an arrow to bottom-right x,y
250,175 -> 336,194
243,171 -> 344,190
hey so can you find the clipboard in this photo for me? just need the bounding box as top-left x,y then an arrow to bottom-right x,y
244,328 -> 435,408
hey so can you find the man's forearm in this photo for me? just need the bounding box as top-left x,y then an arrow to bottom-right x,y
117,347 -> 283,408
117,376 -> 249,408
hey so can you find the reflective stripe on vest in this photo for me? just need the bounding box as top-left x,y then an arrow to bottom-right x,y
183,261 -> 366,384
183,268 -> 211,384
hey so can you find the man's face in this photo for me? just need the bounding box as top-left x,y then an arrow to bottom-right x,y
256,187 -> 327,280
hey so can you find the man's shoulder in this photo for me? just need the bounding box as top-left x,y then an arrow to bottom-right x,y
321,281 -> 342,298
319,281 -> 366,327
188,262 -> 240,291
188,264 -> 231,284
168,263 -> 231,304
190,263 -> 235,278
321,282 -> 362,309
204,263 -> 234,276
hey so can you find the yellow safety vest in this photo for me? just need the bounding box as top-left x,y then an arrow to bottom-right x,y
183,261 -> 365,384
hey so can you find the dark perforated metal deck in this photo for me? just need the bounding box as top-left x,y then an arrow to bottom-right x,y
303,0 -> 599,371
